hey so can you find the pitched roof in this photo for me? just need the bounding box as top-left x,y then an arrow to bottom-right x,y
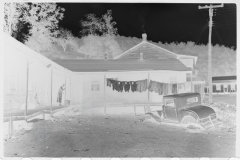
53,59 -> 192,72
114,37 -> 198,66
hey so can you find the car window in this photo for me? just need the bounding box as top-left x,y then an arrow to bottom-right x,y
165,99 -> 175,108
187,97 -> 198,104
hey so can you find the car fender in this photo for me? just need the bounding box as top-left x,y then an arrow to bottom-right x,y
184,105 -> 216,119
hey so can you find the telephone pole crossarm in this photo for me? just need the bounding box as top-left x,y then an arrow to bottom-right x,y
198,4 -> 224,9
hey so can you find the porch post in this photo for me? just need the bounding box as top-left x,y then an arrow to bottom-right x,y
146,73 -> 150,113
50,67 -> 53,111
25,59 -> 29,117
104,74 -> 106,115
191,70 -> 193,92
148,73 -> 150,103
65,72 -> 67,106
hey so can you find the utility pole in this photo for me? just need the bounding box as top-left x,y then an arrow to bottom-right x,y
198,4 -> 224,103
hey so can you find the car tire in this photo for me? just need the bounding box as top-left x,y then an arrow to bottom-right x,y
181,115 -> 203,129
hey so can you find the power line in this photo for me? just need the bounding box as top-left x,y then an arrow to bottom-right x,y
177,22 -> 208,42
223,9 -> 235,43
213,25 -> 224,45
194,22 -> 208,44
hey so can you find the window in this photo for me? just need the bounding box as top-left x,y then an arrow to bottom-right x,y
165,99 -> 175,108
91,84 -> 100,91
187,97 -> 198,104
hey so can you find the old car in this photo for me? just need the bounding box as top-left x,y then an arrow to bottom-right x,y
161,92 -> 221,129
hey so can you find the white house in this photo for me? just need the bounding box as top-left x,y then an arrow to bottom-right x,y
3,33 -> 72,114
54,34 -> 199,107
3,33 -> 199,114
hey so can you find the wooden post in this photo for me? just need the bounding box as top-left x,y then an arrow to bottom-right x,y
65,74 -> 67,106
50,67 -> 53,111
25,60 -> 29,117
147,73 -> 150,113
9,116 -> 13,137
148,73 -> 150,103
104,74 -> 106,115
134,105 -> 136,118
191,71 -> 193,92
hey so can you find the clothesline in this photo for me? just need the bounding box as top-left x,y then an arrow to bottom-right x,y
106,78 -> 185,95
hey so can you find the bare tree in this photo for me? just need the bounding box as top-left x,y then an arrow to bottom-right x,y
56,28 -> 75,52
80,10 -> 118,36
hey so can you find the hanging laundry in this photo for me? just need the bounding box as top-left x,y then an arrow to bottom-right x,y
148,80 -> 153,92
137,79 -> 148,92
131,81 -> 138,92
119,81 -> 124,92
162,83 -> 168,95
172,83 -> 178,94
106,78 -> 112,87
124,82 -> 131,92
178,83 -> 185,93
148,80 -> 164,95
168,84 -> 172,95
110,79 -> 119,91
148,80 -> 158,93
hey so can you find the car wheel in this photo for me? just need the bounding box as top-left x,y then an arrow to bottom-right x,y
181,115 -> 203,129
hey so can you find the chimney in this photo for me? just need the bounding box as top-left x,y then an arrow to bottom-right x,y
142,33 -> 147,41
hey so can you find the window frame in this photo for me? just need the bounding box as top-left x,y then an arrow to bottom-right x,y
164,99 -> 176,109
187,97 -> 198,105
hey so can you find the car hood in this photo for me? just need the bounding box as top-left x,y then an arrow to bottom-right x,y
185,105 -> 216,119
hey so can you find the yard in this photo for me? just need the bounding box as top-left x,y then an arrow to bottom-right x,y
4,102 -> 236,157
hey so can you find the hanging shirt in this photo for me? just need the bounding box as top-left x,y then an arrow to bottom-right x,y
110,80 -> 119,91
131,81 -> 138,92
119,81 -> 124,92
106,78 -> 112,87
124,82 -> 131,92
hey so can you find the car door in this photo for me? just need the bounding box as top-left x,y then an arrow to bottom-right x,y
163,99 -> 178,122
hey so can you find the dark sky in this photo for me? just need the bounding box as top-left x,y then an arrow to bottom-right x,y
57,3 -> 236,49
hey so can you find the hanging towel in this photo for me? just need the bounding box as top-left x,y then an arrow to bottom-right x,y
148,80 -> 154,92
162,83 -> 168,95
137,79 -> 148,92
148,80 -> 159,93
172,84 -> 178,94
168,84 -> 172,95
157,82 -> 164,95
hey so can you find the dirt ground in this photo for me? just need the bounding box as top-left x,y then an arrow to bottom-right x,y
4,107 -> 236,158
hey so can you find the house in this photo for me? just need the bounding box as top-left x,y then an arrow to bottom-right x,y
3,33 -> 200,114
53,34 -> 200,106
3,33 -> 72,113
205,76 -> 237,94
